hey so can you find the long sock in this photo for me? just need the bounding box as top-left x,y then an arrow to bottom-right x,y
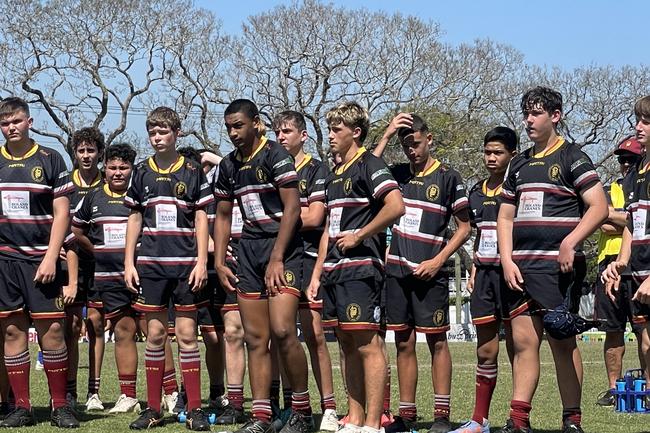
282,387 -> 292,410
119,374 -> 137,398
472,363 -> 497,423
434,394 -> 450,419
209,383 -> 225,401
252,399 -> 272,423
320,393 -> 336,412
66,378 -> 77,399
88,377 -> 101,396
5,351 -> 31,409
162,368 -> 178,395
398,401 -> 417,422
291,390 -> 312,416
228,384 -> 244,410
179,347 -> 201,411
42,348 -> 69,409
383,366 -> 391,412
271,379 -> 281,408
562,407 -> 581,427
510,400 -> 532,429
145,347 -> 165,413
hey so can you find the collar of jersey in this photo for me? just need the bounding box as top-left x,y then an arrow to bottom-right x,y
1,141 -> 39,160
413,159 -> 441,177
532,136 -> 564,158
640,156 -> 650,175
295,154 -> 312,172
73,169 -> 102,188
237,136 -> 268,163
482,179 -> 503,197
103,183 -> 126,198
335,147 -> 366,175
148,155 -> 184,174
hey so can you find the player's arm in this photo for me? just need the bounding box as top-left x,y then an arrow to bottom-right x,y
189,209 -> 209,291
266,185 -> 301,295
601,205 -> 627,234
372,112 -> 414,158
335,189 -> 405,253
35,195 -> 70,284
214,201 -> 236,292
63,247 -> 79,305
300,201 -> 326,230
558,182 -> 608,273
71,224 -> 94,256
307,219 -> 330,302
603,223 -> 633,301
124,210 -> 142,293
497,202 -> 524,291
413,209 -> 471,281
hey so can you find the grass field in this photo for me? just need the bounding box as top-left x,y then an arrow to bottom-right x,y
21,341 -> 650,433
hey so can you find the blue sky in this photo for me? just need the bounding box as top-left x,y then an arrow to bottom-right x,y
203,0 -> 647,68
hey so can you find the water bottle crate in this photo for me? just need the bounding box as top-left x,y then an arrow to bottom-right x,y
613,369 -> 650,413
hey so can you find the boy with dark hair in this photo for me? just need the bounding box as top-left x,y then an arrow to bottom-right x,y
67,126 -> 106,411
308,101 -> 405,433
214,99 -> 312,433
497,87 -> 608,433
450,127 -> 517,433
377,113 -> 471,433
124,107 -> 213,430
602,94 -> 650,402
0,97 -> 78,428
273,110 -> 339,432
593,136 -> 645,406
72,142 -> 142,414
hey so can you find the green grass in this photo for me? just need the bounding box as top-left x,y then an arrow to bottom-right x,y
23,341 -> 650,432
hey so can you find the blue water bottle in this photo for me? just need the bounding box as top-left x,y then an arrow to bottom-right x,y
616,378 -> 627,412
634,378 -> 645,412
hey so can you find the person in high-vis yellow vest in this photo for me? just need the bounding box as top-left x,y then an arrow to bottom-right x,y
594,135 -> 644,406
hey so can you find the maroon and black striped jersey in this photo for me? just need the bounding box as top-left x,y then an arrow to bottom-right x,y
468,179 -> 502,267
73,184 -> 130,289
627,161 -> 650,282
0,142 -> 73,262
69,169 -> 103,262
213,137 -> 298,240
124,155 -> 213,278
501,139 -> 600,272
296,154 -> 328,257
323,147 -> 399,284
386,161 -> 468,277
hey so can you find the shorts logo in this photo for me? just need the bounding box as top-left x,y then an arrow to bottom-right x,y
299,179 -> 307,194
31,166 -> 44,182
548,164 -> 561,181
373,306 -> 381,323
55,295 -> 65,311
426,184 -> 439,201
346,303 -> 361,321
256,167 -> 268,183
433,309 -> 445,327
343,178 -> 352,195
174,181 -> 187,198
283,270 -> 296,287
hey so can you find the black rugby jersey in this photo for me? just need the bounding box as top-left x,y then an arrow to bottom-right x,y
0,142 -> 74,261
627,160 -> 650,282
501,138 -> 600,272
69,169 -> 103,262
73,184 -> 130,289
296,154 -> 328,257
124,155 -> 213,278
323,147 -> 399,284
386,161 -> 468,277
468,179 -> 502,266
213,137 -> 298,240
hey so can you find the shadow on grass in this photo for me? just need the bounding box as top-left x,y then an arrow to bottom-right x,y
413,420 -> 565,433
32,405 -> 111,423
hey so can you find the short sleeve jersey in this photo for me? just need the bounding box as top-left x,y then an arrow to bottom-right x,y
73,184 -> 130,289
213,137 -> 298,240
386,161 -> 468,277
468,179 -> 502,267
124,155 -> 213,278
626,160 -> 650,282
323,147 -> 399,284
296,154 -> 329,257
0,142 -> 74,262
69,169 -> 103,262
500,139 -> 600,273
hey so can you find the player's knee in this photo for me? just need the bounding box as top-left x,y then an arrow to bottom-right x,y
224,324 -> 244,344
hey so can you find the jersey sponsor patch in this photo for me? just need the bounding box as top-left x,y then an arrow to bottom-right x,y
478,228 -> 498,256
633,208 -> 647,241
241,192 -> 265,220
518,191 -> 544,217
155,203 -> 178,229
2,190 -> 30,215
103,223 -> 127,248
398,206 -> 423,233
328,207 -> 343,237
